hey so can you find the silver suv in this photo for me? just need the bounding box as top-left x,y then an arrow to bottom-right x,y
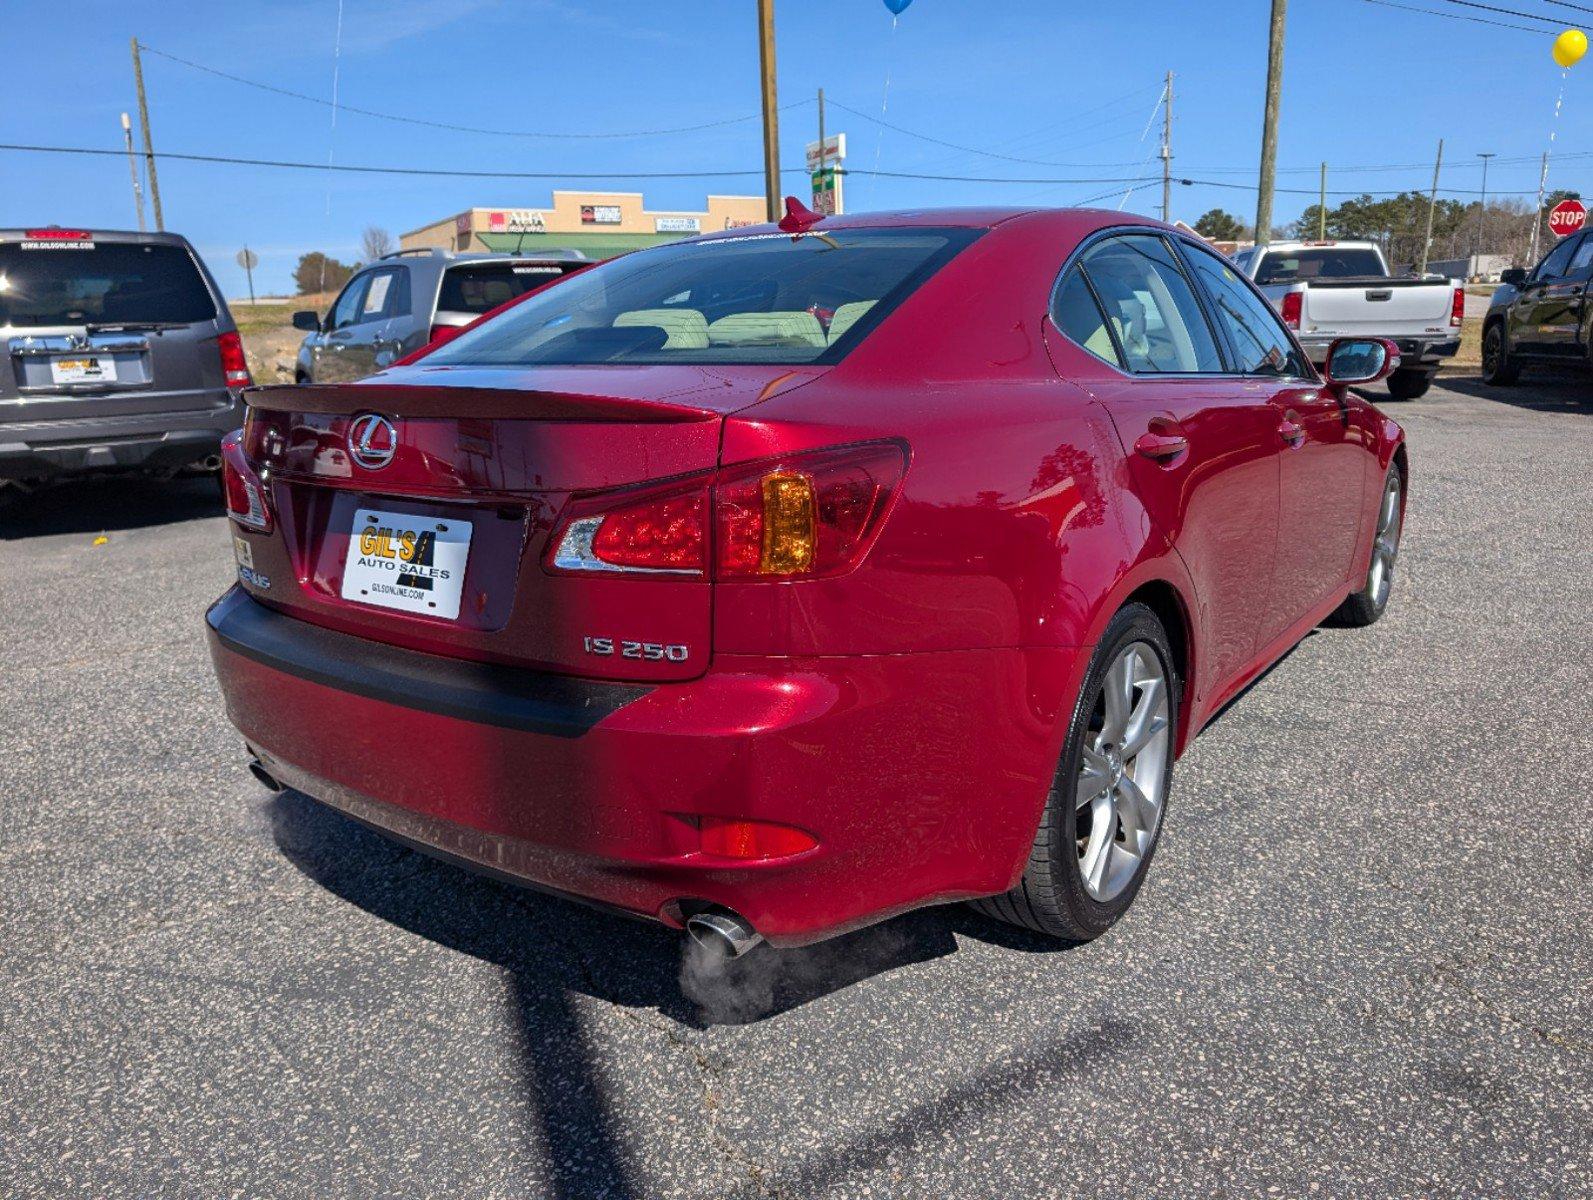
1,227 -> 248,487
292,248 -> 588,383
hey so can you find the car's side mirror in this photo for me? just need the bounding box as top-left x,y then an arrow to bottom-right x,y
291,310 -> 322,332
1322,337 -> 1400,388
1500,267 -> 1528,288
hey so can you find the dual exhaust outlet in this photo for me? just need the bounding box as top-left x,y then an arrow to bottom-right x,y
244,755 -> 763,958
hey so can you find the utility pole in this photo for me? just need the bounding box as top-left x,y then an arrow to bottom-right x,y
1529,150 -> 1549,266
130,38 -> 163,231
1418,138 -> 1443,277
120,112 -> 146,232
756,0 -> 781,222
1160,71 -> 1174,223
817,85 -> 825,212
1254,0 -> 1288,247
1319,162 -> 1327,239
1475,152 -> 1496,268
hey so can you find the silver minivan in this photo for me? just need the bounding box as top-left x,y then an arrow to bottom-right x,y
0,227 -> 248,487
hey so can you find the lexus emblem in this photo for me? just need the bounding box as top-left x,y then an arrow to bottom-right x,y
347,413 -> 397,470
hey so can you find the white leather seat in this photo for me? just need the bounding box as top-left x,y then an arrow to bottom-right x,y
612,308 -> 709,349
826,301 -> 876,344
706,311 -> 827,350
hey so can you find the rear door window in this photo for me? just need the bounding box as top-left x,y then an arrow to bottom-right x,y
1051,268 -> 1123,368
437,262 -> 580,315
0,241 -> 216,327
1075,234 -> 1225,374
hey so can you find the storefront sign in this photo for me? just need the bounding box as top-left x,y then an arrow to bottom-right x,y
655,216 -> 701,233
805,133 -> 847,171
581,204 -> 623,225
489,209 -> 547,234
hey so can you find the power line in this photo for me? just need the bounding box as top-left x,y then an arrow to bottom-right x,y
1433,0 -> 1561,24
1357,0 -> 1547,32
138,43 -> 809,139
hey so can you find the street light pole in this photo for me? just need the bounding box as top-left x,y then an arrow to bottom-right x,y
757,0 -> 781,222
1475,152 -> 1496,270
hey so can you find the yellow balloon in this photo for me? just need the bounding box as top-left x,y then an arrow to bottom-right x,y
1553,28 -> 1587,69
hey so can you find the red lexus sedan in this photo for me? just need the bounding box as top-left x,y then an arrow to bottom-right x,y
208,206 -> 1406,956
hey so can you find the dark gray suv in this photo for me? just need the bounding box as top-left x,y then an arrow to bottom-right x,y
0,227 -> 249,488
292,248 -> 587,383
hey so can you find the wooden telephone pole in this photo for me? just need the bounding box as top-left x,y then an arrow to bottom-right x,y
757,0 -> 781,221
1418,138 -> 1443,277
1255,0 -> 1287,247
130,38 -> 164,231
1160,71 -> 1174,223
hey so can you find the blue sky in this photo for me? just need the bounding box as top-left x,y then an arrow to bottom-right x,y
3,0 -> 1587,297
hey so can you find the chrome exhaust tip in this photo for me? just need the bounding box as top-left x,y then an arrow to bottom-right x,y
200,454 -> 223,472
246,757 -> 284,793
685,908 -> 764,959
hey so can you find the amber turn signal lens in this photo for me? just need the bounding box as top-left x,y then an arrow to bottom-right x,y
759,472 -> 815,574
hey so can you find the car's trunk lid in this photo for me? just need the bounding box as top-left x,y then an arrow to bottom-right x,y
239,363 -> 825,682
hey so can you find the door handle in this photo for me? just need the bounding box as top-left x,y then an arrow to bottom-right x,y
1134,430 -> 1188,462
1278,416 -> 1306,446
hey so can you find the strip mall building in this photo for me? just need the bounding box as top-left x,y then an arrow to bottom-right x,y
400,191 -> 767,259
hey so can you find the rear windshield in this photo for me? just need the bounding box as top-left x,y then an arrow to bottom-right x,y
0,241 -> 216,327
437,262 -> 583,315
423,226 -> 979,366
1254,248 -> 1385,284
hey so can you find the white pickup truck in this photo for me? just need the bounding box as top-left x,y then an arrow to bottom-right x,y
1232,240 -> 1464,399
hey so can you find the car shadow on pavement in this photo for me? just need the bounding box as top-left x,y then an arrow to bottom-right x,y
0,474 -> 223,539
267,786 -> 1067,1197
1436,372 -> 1591,414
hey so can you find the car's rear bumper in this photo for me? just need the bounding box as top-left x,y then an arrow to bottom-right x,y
0,395 -> 243,480
1298,335 -> 1460,368
205,587 -> 1070,945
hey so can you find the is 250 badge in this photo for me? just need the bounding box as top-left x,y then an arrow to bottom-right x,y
583,637 -> 689,663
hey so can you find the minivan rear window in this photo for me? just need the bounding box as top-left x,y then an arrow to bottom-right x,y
0,242 -> 217,327
437,262 -> 582,315
423,227 -> 979,366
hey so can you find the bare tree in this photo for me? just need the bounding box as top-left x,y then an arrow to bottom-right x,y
360,226 -> 395,262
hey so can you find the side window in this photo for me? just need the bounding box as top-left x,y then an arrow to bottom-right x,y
1051,267 -> 1123,368
1181,243 -> 1310,377
387,268 -> 412,318
1534,236 -> 1578,282
328,275 -> 370,330
1077,235 -> 1224,374
359,269 -> 400,323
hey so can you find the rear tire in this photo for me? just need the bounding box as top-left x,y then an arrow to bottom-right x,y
1481,322 -> 1519,386
1328,466 -> 1403,628
1385,368 -> 1432,401
970,603 -> 1178,942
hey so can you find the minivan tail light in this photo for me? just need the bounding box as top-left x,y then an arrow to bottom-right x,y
221,452 -> 271,533
1280,290 -> 1303,330
428,323 -> 460,346
1450,286 -> 1465,328
544,440 -> 908,581
217,330 -> 252,390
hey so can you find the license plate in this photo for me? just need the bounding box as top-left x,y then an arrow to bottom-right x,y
50,356 -> 116,384
340,507 -> 472,619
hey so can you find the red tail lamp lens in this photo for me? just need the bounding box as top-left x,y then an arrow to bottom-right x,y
548,481 -> 708,574
713,441 -> 908,579
222,452 -> 271,532
1280,290 -> 1303,330
698,816 -> 818,860
217,330 -> 252,390
1450,286 -> 1465,328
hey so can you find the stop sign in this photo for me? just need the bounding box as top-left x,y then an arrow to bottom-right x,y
1548,198 -> 1587,238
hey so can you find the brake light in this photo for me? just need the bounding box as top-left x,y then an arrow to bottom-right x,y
25,228 -> 90,240
221,436 -> 271,532
217,330 -> 252,390
545,440 -> 908,580
1450,286 -> 1465,328
697,816 -> 818,860
428,323 -> 460,346
1280,290 -> 1303,330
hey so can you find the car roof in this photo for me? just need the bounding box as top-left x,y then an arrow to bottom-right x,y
0,227 -> 196,246
690,206 -> 1165,244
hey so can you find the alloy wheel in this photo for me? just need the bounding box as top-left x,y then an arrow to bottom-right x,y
1076,642 -> 1171,902
1368,473 -> 1402,608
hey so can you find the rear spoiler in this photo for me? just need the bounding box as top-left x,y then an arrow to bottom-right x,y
246,382 -> 719,424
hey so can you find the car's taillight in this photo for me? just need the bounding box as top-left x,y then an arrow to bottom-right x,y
544,440 -> 908,581
217,330 -> 252,390
1450,286 -> 1465,328
221,434 -> 271,532
1280,290 -> 1303,330
429,323 -> 460,346
713,442 -> 908,579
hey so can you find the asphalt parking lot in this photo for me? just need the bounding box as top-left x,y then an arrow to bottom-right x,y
2,376 -> 1589,1199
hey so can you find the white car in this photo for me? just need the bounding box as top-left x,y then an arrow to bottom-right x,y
1233,240 -> 1463,400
